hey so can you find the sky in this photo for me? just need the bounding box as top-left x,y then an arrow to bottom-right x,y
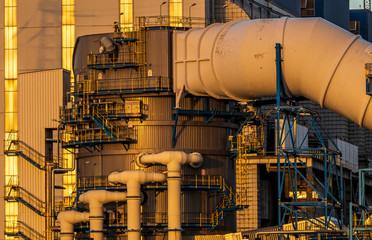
350,0 -> 364,9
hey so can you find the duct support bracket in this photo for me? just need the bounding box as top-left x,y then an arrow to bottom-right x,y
366,63 -> 372,96
275,43 -> 344,236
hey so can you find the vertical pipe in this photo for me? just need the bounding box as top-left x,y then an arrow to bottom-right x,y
108,171 -> 166,240
89,201 -> 105,240
79,190 -> 128,240
167,167 -> 182,240
275,43 -> 282,230
349,202 -> 352,240
58,211 -> 90,240
46,163 -> 54,240
126,181 -> 142,240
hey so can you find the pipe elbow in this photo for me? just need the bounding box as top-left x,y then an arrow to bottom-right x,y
187,152 -> 203,168
57,210 -> 90,224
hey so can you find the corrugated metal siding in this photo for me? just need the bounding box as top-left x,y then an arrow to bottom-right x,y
18,69 -> 69,236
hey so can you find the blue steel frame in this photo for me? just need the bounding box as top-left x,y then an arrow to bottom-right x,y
367,76 -> 372,96
349,169 -> 372,240
275,43 -> 344,233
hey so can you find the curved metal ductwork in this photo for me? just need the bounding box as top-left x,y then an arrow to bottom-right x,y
137,151 -> 203,240
57,210 -> 90,240
79,190 -> 127,240
100,36 -> 117,53
173,17 -> 372,130
108,170 -> 166,240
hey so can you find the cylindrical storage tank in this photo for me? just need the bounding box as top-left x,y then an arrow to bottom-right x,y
71,31 -> 238,239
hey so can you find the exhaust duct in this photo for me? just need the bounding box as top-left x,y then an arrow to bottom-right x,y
173,18 -> 372,130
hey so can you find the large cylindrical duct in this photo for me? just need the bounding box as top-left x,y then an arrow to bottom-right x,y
173,18 -> 372,130
79,190 -> 127,240
108,170 -> 166,240
57,211 -> 90,240
137,151 -> 203,240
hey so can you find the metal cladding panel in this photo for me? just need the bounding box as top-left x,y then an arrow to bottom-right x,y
272,0 -> 300,16
18,69 -> 69,221
323,0 -> 350,30
146,30 -> 172,79
18,28 -> 62,71
134,1 -> 167,17
75,0 -> 117,37
183,0 -> 206,18
18,0 -> 61,28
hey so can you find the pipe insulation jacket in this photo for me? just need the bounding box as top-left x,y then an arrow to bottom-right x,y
57,211 -> 89,240
79,190 -> 127,240
108,171 -> 166,240
173,17 -> 372,130
137,151 -> 203,240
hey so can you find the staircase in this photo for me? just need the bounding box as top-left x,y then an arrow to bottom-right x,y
5,221 -> 45,240
4,139 -> 46,171
4,177 -> 45,216
89,107 -> 120,141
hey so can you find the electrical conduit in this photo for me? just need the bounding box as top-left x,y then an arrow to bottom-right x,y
108,170 -> 166,240
57,210 -> 89,240
136,151 -> 203,240
173,18 -> 372,130
79,190 -> 127,240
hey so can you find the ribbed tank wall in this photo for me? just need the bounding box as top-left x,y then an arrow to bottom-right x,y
78,96 -> 233,177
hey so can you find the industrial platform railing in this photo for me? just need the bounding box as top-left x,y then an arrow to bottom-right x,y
76,174 -> 243,228
74,76 -> 172,95
61,127 -> 135,148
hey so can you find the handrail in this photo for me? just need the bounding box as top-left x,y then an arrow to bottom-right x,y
5,221 -> 45,240
5,186 -> 45,215
61,127 -> 135,147
74,76 -> 172,94
76,174 -> 242,228
4,139 -> 67,170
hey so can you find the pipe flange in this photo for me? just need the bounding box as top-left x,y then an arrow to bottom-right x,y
136,153 -> 151,168
188,152 -> 203,169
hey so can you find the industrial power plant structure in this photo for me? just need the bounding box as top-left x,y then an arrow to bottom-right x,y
2,1 -> 372,240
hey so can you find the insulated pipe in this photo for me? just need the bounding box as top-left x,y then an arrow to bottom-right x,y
108,170 -> 166,240
79,190 -> 127,240
57,210 -> 89,240
173,18 -> 372,130
137,151 -> 203,240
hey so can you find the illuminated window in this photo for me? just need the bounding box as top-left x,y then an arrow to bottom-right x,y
62,0 -> 75,91
120,0 -> 133,31
62,0 -> 76,207
289,191 -> 307,199
169,0 -> 183,27
4,0 -> 18,230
